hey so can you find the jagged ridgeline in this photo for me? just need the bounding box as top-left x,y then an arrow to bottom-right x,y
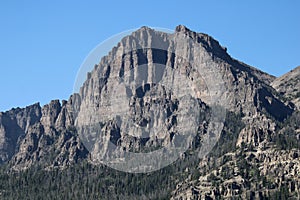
0,25 -> 299,199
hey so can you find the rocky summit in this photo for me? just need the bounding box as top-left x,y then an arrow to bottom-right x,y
0,25 -> 299,199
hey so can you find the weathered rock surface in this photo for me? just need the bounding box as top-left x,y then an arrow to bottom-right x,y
0,100 -> 88,170
74,25 -> 292,160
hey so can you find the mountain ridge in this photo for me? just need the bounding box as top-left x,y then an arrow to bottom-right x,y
0,25 -> 299,199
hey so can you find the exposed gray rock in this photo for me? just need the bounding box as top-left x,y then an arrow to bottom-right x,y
0,103 -> 41,163
75,26 -> 293,172
0,100 -> 88,170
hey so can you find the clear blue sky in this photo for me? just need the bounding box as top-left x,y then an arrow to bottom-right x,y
0,1 -> 299,111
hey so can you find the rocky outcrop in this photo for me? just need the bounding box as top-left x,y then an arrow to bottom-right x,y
171,147 -> 300,199
0,103 -> 41,163
0,100 -> 88,170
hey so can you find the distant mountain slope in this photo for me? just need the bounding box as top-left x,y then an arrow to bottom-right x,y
272,66 -> 300,109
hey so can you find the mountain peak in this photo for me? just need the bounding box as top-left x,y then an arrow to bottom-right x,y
137,25 -> 154,32
131,26 -> 158,35
175,25 -> 192,33
136,25 -> 192,34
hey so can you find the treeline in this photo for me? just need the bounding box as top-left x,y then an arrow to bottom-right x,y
0,161 -> 177,200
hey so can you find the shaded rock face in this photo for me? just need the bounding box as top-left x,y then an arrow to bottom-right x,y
272,65 -> 300,109
0,25 -> 298,197
0,100 -> 88,170
0,103 -> 41,164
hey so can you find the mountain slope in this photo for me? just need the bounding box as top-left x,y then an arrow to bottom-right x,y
272,66 -> 300,109
0,25 -> 299,199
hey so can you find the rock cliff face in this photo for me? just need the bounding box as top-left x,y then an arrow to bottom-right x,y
0,100 -> 88,170
0,25 -> 299,198
0,103 -> 41,164
67,25 -> 293,172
